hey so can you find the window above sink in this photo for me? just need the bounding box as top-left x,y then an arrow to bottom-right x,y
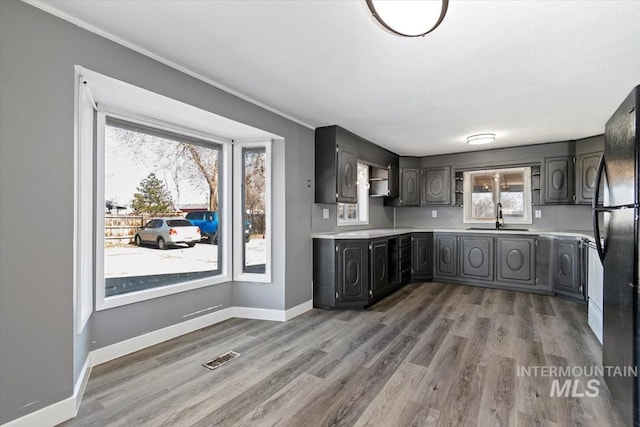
463,167 -> 532,225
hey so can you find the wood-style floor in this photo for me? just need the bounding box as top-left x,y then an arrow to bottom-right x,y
61,283 -> 625,426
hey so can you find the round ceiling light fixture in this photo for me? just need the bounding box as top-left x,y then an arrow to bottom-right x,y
467,133 -> 496,145
366,0 -> 449,37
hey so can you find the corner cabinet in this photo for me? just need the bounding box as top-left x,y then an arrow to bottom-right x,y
422,166 -> 452,205
576,151 -> 603,204
543,156 -> 575,204
553,238 -> 583,299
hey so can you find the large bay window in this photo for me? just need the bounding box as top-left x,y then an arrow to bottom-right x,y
74,66 -> 275,313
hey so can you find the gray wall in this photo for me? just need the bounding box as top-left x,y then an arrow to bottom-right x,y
0,1 -> 313,424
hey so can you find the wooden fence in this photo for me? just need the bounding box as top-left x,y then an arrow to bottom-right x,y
104,212 -> 183,246
104,215 -> 143,246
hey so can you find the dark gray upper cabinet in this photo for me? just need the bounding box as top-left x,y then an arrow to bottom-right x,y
401,168 -> 421,206
459,235 -> 494,281
388,162 -> 400,198
576,151 -> 603,204
370,239 -> 389,299
496,237 -> 536,286
553,239 -> 582,299
411,233 -> 433,281
315,126 -> 399,204
337,146 -> 358,203
543,155 -> 575,204
336,240 -> 370,305
422,166 -> 452,205
434,234 -> 458,278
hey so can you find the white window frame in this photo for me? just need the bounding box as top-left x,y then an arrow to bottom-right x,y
94,110 -> 233,311
74,72 -> 95,333
337,162 -> 369,226
463,166 -> 532,225
233,140 -> 272,283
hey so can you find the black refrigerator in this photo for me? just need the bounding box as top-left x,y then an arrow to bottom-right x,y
594,85 -> 640,426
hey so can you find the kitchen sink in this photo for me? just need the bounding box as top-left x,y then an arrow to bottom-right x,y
466,227 -> 530,232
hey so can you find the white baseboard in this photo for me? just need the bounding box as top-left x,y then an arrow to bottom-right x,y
91,306 -> 235,366
285,300 -> 314,320
73,356 -> 92,413
0,395 -> 75,427
233,300 -> 313,322
1,300 -> 313,427
0,359 -> 92,427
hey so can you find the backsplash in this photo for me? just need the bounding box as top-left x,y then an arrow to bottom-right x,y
394,204 -> 594,231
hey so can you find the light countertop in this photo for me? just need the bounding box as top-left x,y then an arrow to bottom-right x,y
311,227 -> 595,241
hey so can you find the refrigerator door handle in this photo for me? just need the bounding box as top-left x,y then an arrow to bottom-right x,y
592,155 -> 606,264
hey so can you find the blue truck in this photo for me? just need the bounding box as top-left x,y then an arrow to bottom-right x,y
185,211 -> 251,244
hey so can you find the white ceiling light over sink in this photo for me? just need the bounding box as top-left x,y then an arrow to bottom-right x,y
366,0 -> 449,37
467,133 -> 496,145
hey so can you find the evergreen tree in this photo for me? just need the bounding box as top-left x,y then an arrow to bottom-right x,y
131,173 -> 174,214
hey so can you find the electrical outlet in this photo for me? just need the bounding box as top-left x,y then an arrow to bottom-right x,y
535,209 -> 542,218
323,208 -> 330,219
432,210 -> 438,218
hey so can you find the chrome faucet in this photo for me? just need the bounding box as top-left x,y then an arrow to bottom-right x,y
495,202 -> 504,229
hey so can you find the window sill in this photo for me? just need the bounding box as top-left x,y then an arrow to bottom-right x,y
337,221 -> 369,227
96,274 -> 231,311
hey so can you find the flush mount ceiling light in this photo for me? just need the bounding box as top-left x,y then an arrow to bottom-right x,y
467,133 -> 496,145
366,0 -> 449,37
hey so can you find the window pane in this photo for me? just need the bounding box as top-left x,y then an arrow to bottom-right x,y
242,147 -> 266,274
471,172 -> 495,219
337,162 -> 368,225
499,171 -> 525,217
104,120 -> 222,297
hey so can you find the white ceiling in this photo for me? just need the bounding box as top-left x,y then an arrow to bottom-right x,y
32,0 -> 640,156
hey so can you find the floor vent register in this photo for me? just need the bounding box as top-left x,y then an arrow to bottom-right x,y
202,351 -> 241,370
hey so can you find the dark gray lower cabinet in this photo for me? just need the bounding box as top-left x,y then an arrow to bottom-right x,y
434,234 -> 458,279
496,237 -> 536,286
553,239 -> 583,299
459,235 -> 494,281
370,239 -> 389,299
313,239 -> 369,309
411,233 -> 433,282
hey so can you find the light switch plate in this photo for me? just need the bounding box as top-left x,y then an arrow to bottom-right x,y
535,209 -> 542,218
323,208 -> 330,219
432,210 -> 438,218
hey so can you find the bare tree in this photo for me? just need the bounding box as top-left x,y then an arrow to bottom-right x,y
243,149 -> 266,233
106,126 -> 219,210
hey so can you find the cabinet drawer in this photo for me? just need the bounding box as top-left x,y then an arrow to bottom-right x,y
399,245 -> 412,259
400,257 -> 412,271
400,234 -> 412,247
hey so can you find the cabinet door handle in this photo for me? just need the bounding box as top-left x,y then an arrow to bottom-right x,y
335,292 -> 339,299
